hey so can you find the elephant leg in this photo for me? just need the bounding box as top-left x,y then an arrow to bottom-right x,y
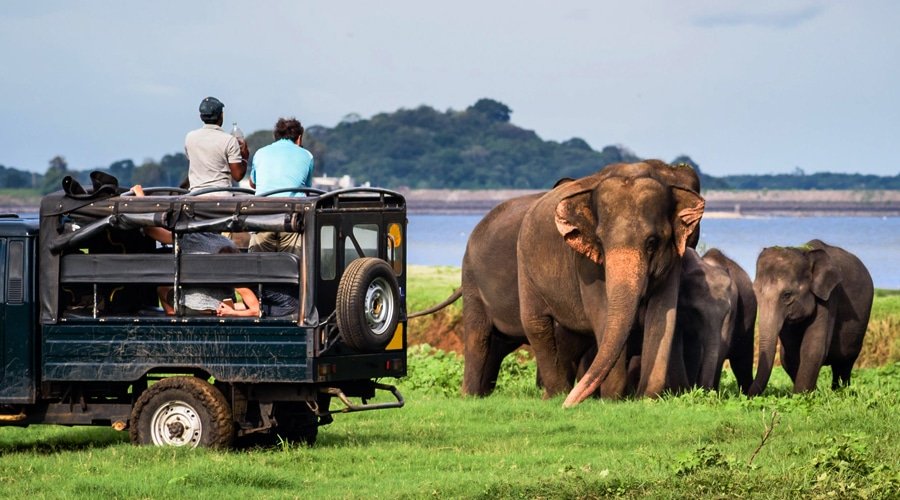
461,295 -> 499,396
520,279 -> 572,398
794,303 -> 837,393
526,315 -> 571,397
626,354 -> 641,394
831,361 -> 853,390
667,328 -> 691,394
599,350 -> 628,399
557,328 -> 594,386
480,332 -> 525,393
680,330 -> 702,389
696,319 -> 724,391
728,329 -> 755,395
779,334 -> 801,384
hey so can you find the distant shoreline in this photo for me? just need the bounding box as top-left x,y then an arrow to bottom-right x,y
399,189 -> 900,217
4,189 -> 900,217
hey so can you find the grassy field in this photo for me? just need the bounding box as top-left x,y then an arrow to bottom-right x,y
1,364 -> 898,498
1,266 -> 898,498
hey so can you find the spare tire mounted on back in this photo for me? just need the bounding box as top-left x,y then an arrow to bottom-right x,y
337,257 -> 401,352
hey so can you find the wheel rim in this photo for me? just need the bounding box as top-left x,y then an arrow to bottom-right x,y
150,400 -> 203,447
364,276 -> 394,335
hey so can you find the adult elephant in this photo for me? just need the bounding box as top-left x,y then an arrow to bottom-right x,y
749,239 -> 873,395
702,248 -> 757,394
517,161 -> 705,406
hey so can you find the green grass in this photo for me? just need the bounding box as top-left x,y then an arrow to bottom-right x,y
407,265 -> 462,314
872,289 -> 900,319
2,363 -> 899,498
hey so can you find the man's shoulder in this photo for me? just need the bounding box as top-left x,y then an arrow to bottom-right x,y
296,146 -> 314,163
187,126 -> 232,142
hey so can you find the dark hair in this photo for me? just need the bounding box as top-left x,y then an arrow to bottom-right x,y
273,117 -> 304,142
201,112 -> 222,125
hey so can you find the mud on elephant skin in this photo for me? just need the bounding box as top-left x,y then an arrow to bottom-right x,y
517,161 -> 704,407
749,239 -> 873,396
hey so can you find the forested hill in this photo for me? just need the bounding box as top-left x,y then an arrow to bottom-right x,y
4,98 -> 900,193
297,99 -> 643,189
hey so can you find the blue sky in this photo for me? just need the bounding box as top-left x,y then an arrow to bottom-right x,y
1,0 -> 898,177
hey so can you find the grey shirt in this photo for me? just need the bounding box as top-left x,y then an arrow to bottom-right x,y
185,124 -> 242,192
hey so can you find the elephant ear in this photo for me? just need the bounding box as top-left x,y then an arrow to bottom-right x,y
808,248 -> 841,301
671,186 -> 705,257
555,189 -> 603,265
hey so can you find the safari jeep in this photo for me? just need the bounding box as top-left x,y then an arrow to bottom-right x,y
0,182 -> 407,447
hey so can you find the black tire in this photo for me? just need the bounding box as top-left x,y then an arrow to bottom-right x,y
130,377 -> 234,449
337,257 -> 401,352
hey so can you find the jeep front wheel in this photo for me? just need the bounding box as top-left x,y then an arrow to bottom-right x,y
337,258 -> 400,352
130,377 -> 234,449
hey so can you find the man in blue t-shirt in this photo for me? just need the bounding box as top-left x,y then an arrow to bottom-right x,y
248,117 -> 313,317
248,117 -> 312,257
250,117 -> 313,197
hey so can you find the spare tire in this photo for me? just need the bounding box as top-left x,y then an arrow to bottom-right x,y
337,258 -> 401,352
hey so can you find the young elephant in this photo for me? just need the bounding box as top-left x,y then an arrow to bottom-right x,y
675,248 -> 739,392
702,248 -> 757,395
749,239 -> 873,395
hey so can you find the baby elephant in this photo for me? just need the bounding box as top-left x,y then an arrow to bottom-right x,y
675,248 -> 756,394
749,239 -> 873,396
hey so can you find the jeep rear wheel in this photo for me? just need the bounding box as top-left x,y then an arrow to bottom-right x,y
337,258 -> 400,352
130,377 -> 234,449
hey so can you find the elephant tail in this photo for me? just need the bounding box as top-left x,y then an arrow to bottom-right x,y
408,288 -> 463,319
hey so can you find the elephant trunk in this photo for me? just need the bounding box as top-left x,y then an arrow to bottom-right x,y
563,248 -> 644,407
748,307 -> 783,396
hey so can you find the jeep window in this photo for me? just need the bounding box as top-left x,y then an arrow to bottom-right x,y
7,240 -> 25,305
0,239 -> 6,300
344,223 -> 378,270
320,225 -> 336,281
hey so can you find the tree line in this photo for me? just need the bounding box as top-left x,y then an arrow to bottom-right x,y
3,98 -> 899,193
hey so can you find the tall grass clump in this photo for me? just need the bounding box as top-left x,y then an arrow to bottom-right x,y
858,289 -> 900,366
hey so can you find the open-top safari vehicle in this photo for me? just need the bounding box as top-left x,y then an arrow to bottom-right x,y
0,179 -> 407,447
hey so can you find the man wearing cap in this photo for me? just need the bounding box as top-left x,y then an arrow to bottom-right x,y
184,96 -> 249,193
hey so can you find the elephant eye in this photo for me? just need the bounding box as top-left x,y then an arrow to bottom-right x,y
781,290 -> 794,302
645,236 -> 659,254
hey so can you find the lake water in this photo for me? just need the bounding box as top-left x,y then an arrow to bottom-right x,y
408,215 -> 900,289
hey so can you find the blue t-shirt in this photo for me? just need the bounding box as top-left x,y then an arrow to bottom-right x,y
250,139 -> 314,197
